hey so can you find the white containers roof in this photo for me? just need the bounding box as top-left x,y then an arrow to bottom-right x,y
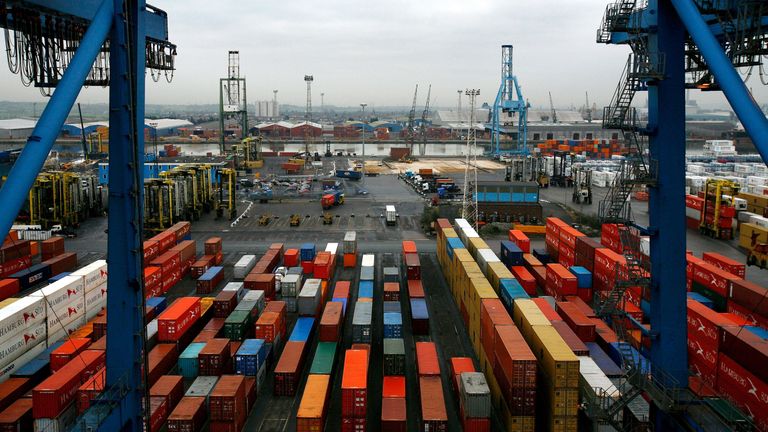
0,339 -> 45,383
31,275 -> 84,311
578,356 -> 619,400
71,260 -> 108,292
325,243 -> 338,255
0,296 -> 46,339
0,320 -> 46,369
386,205 -> 396,212
222,282 -> 245,302
343,231 -> 357,254
477,249 -> 500,274
361,254 -> 375,268
281,274 -> 302,298
233,255 -> 256,279
298,279 -> 322,316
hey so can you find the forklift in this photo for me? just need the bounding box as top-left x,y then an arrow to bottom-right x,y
550,150 -> 573,188
699,178 -> 740,239
571,166 -> 593,204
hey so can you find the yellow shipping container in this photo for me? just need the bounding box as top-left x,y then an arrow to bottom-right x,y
0,298 -> 18,309
468,236 -> 490,256
549,385 -> 579,416
454,260 -> 483,302
487,261 -> 515,292
739,222 -> 768,248
551,415 -> 578,432
502,409 -> 535,432
529,325 -> 580,389
443,227 -> 458,238
738,191 -> 768,208
200,296 -> 214,314
512,299 -> 552,341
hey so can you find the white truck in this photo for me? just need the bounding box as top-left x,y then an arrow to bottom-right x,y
385,205 -> 397,226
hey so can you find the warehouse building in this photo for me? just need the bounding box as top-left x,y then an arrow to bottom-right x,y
0,118 -> 36,139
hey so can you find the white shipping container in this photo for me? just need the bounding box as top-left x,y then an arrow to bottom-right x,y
0,338 -> 46,383
84,286 -> 106,319
33,403 -> 77,432
298,279 -> 322,316
47,315 -> 87,345
579,356 -> 620,400
749,215 -> 768,229
738,211 -> 758,223
233,255 -> 257,279
146,318 -> 158,340
0,296 -> 46,339
71,260 -> 108,293
361,254 -> 375,268
45,296 -> 85,334
325,243 -> 338,256
241,290 -> 265,315
0,321 -> 46,369
343,231 -> 357,254
29,275 -> 84,312
477,249 -> 500,274
280,274 -> 302,298
685,207 -> 701,220
222,282 -> 245,302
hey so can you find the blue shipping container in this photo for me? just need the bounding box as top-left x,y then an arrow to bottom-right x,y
746,326 -> 768,340
383,301 -> 401,314
48,272 -> 71,284
11,263 -> 52,290
235,339 -> 268,376
499,278 -> 529,312
289,317 -> 315,342
383,312 -> 403,338
300,243 -> 316,262
146,297 -> 167,315
500,241 -> 524,267
178,342 -> 206,379
569,266 -> 592,289
686,292 -> 714,310
532,248 -> 550,264
585,342 -> 623,377
11,340 -> 64,381
199,266 -> 223,281
359,281 -> 374,298
332,297 -> 348,315
410,298 -> 429,320
446,238 -> 465,259
607,342 -> 650,374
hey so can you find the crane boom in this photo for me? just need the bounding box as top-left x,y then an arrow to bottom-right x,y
549,91 -> 558,123
419,84 -> 431,156
407,84 -> 418,156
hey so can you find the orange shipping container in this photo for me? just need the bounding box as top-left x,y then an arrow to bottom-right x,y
341,349 -> 368,418
296,374 -> 331,432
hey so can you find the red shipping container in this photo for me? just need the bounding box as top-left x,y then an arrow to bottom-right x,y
301,260 -> 314,275
0,256 -> 32,278
150,250 -> 181,275
402,240 -> 417,255
462,417 -> 491,432
197,268 -> 224,295
551,320 -> 590,356
450,357 -> 475,396
157,297 -> 201,342
169,221 -> 191,241
381,397 -> 406,432
510,266 -> 536,295
546,264 -> 577,298
50,338 -> 92,371
264,301 -> 288,337
558,226 -> 585,250
150,375 -> 185,408
167,396 -> 207,432
199,339 -> 232,377
190,256 -> 214,278
574,236 -> 603,273
558,244 -> 576,269
333,281 -> 351,300
151,231 -> 176,253
556,301 -> 596,342
716,354 -> 768,432
532,298 -> 561,321
508,230 -> 530,253
564,295 -> 596,318
214,291 -> 238,318
686,254 -> 703,291
32,350 -> 105,418
383,282 -> 400,301
255,312 -> 281,344
148,344 -> 179,386
343,253 -> 356,268
729,278 -> 768,319
76,367 -> 104,413
493,324 -> 537,390
170,240 -> 196,262
416,342 -> 440,377
719,325 -> 768,384
0,398 -> 33,432
592,318 -> 618,349
313,252 -> 333,280
341,349 -> 368,418
148,397 -> 168,432
204,237 -> 223,255
319,301 -> 343,342
274,341 -> 307,396
407,279 -> 425,298
405,253 -> 421,280
43,252 -> 77,276
161,267 -> 182,294
727,300 -> 768,329
284,249 -> 299,267
341,417 -> 366,432
686,299 -> 744,350
0,279 -> 19,301
480,299 -> 514,367
144,240 -> 160,262
209,375 -> 246,422
0,378 -> 31,413
687,336 -> 719,377
420,376 -> 448,432
144,266 -> 162,298
244,273 -> 275,298
691,261 -> 739,298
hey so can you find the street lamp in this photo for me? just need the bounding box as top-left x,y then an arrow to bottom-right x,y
360,103 -> 367,177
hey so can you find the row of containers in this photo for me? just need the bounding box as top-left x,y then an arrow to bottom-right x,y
0,234 -> 80,300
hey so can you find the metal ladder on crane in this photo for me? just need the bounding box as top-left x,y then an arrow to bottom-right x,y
597,0 -> 638,43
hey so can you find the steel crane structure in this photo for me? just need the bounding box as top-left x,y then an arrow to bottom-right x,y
406,84 -> 418,157
219,50 -> 248,154
418,84 -> 431,157
462,89 -> 480,229
593,0 -> 768,430
0,1 -> 175,431
490,44 -> 529,155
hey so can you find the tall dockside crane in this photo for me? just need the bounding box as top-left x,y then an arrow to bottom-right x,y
406,84 -> 419,157
548,91 -> 558,123
490,44 -> 529,155
589,0 -> 768,431
418,84 -> 431,157
462,89 -> 480,229
0,1 -> 176,431
219,50 -> 248,154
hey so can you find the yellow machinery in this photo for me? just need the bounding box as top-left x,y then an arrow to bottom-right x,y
699,178 -> 740,239
258,214 -> 271,225
144,178 -> 176,233
289,214 -> 301,226
322,212 -> 333,225
233,137 -> 264,170
27,171 -> 103,229
160,164 -> 214,220
215,168 -> 237,220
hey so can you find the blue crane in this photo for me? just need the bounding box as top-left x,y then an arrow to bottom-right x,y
490,44 -> 529,155
595,0 -> 768,430
0,1 -> 175,431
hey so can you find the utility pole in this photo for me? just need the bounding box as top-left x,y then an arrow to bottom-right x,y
462,89 -> 480,229
320,92 -> 325,119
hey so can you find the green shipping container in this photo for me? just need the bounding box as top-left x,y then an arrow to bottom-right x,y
309,342 -> 337,375
224,310 -> 253,341
691,281 -> 727,312
383,338 -> 405,376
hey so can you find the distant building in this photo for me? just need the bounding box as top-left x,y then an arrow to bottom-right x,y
0,118 -> 36,139
256,100 -> 280,118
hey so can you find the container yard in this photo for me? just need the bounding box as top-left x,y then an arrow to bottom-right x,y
0,1 -> 767,432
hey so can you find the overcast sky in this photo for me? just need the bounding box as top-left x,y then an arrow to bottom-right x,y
0,0 -> 765,111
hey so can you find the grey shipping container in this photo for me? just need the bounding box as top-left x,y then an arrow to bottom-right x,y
240,290 -> 265,315
343,231 -> 357,254
383,267 -> 399,283
222,282 -> 245,302
281,274 -> 302,298
285,297 -> 298,313
360,267 -> 374,281
459,372 -> 491,418
352,302 -> 372,344
383,338 -> 405,376
233,255 -> 257,279
383,301 -> 401,314
298,279 -> 322,317
185,376 -> 220,406
287,267 -> 303,276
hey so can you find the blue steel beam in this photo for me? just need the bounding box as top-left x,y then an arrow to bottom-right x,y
4,0 -> 170,41
671,0 -> 768,162
0,0 -> 112,244
100,0 -> 148,430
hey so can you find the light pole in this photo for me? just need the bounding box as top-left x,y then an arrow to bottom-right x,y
360,103 -> 367,177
